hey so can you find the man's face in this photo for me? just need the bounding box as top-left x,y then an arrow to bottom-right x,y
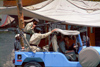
65,37 -> 69,42
33,21 -> 38,25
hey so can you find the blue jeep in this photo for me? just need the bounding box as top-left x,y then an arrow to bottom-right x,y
14,29 -> 100,67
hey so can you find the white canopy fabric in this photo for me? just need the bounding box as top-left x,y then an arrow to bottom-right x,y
0,0 -> 100,27
56,28 -> 80,35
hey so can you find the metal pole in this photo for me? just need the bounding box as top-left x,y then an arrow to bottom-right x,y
16,0 -> 25,48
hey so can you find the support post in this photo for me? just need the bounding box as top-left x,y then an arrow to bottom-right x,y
16,0 -> 25,48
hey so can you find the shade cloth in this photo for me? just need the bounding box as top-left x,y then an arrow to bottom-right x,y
1,0 -> 100,27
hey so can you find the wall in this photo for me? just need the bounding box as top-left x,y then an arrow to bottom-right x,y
0,1 -> 3,6
0,1 -> 3,23
3,0 -> 46,7
88,27 -> 95,46
95,28 -> 100,46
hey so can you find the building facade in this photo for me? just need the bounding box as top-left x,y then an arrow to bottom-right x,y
3,0 -> 46,7
0,1 -> 3,24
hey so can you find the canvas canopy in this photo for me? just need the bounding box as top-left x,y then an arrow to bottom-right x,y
0,0 -> 100,27
56,28 -> 80,35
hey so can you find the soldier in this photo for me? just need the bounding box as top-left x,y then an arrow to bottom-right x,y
14,34 -> 21,51
29,27 -> 57,52
24,18 -> 39,36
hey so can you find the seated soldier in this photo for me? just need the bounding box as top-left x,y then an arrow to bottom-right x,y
59,35 -> 77,61
29,27 -> 57,53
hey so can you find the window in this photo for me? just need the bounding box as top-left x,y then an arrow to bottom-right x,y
50,23 -> 66,30
68,25 -> 87,32
90,27 -> 94,33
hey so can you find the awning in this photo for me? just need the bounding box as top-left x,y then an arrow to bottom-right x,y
0,0 -> 100,27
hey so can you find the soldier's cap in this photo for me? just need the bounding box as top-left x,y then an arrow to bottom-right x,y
33,18 -> 39,22
15,34 -> 20,38
35,27 -> 42,32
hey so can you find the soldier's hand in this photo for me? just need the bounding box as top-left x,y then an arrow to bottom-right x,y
32,25 -> 36,29
51,29 -> 58,33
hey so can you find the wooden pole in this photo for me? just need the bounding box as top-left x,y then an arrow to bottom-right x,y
16,0 -> 25,48
16,0 -> 24,29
